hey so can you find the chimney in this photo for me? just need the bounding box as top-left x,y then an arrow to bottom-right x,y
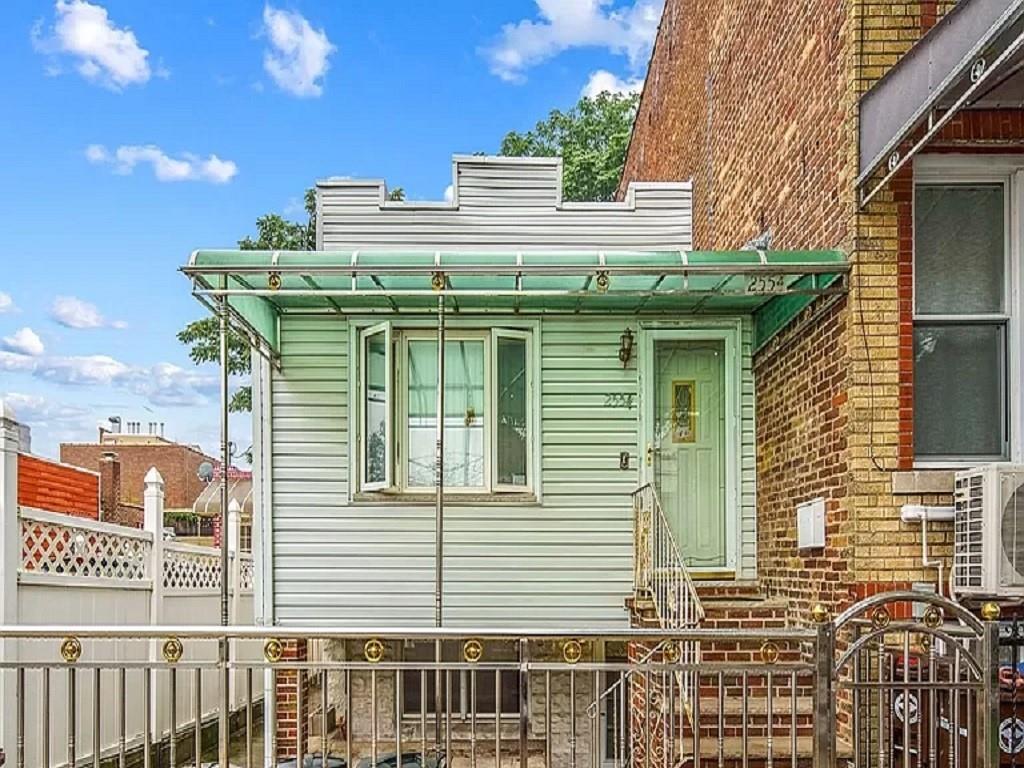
99,452 -> 121,521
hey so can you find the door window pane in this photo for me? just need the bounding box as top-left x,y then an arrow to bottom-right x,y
913,324 -> 1005,458
364,329 -> 388,486
407,339 -> 486,488
496,335 -> 528,487
915,184 -> 1004,314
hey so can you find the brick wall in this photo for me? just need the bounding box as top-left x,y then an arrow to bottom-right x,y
17,454 -> 99,519
276,640 -> 310,759
754,298 -> 851,620
620,0 -> 853,252
60,442 -> 211,510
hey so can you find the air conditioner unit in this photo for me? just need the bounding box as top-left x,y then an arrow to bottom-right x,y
953,463 -> 1024,598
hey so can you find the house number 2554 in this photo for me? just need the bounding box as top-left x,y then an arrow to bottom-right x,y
604,393 -> 635,409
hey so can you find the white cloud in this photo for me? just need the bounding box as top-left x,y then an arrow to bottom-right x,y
484,0 -> 663,83
0,292 -> 16,314
2,393 -> 91,426
262,5 -> 336,98
31,0 -> 152,90
50,295 -> 126,330
85,144 -> 238,184
2,328 -> 45,357
444,184 -> 455,204
0,352 -> 218,408
581,68 -> 643,97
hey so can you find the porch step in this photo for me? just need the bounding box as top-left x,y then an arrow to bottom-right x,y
700,597 -> 789,628
677,734 -> 851,764
694,579 -> 762,600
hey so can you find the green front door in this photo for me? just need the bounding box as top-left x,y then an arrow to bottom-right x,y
651,339 -> 727,571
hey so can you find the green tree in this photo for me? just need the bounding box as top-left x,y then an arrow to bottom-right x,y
177,189 -> 317,412
179,94 -> 636,411
499,91 -> 639,202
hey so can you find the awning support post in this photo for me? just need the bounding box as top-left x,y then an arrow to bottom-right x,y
434,290 -> 446,749
218,276 -> 231,768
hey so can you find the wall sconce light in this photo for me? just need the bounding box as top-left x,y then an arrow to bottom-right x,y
618,328 -> 634,368
267,271 -> 282,291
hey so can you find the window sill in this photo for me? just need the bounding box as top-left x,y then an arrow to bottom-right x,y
352,492 -> 538,506
892,469 -> 957,495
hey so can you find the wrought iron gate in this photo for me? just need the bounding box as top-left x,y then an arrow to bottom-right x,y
829,591 -> 999,768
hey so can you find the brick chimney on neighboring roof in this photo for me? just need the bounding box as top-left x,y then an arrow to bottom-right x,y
98,451 -> 121,522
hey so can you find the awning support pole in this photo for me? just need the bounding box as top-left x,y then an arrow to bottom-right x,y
434,291 -> 446,748
218,276 -> 230,767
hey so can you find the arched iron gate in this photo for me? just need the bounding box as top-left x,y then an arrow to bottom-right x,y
824,591 -> 1000,768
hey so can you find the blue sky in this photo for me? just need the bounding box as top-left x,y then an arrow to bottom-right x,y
0,0 -> 659,459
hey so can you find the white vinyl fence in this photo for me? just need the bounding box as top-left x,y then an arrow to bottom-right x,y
0,430 -> 257,767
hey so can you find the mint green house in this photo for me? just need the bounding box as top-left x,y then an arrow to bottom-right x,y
183,155 -> 846,630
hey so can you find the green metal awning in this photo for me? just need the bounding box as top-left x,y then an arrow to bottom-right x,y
182,249 -> 848,358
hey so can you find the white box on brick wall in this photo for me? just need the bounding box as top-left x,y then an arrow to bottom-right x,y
797,497 -> 826,550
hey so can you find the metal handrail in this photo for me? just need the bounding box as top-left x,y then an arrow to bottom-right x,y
632,483 -> 705,627
0,624 -> 814,641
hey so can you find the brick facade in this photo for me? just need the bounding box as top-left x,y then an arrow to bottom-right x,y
60,438 -> 212,511
275,639 -> 310,759
754,299 -> 850,618
622,0 -> 1023,620
17,454 -> 99,519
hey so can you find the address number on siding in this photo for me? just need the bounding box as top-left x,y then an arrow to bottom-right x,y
745,274 -> 789,294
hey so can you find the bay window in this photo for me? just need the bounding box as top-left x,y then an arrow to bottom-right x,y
357,324 -> 533,494
913,175 -> 1012,462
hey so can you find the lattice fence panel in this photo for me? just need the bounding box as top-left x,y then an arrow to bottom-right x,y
239,555 -> 255,591
163,546 -> 221,590
21,516 -> 151,581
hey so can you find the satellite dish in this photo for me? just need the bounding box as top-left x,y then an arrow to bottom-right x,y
197,461 -> 214,482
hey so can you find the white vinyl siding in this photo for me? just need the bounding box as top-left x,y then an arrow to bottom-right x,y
317,157 -> 692,252
269,314 -> 757,628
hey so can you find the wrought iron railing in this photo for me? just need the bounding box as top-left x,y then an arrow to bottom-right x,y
0,590 -> 1007,768
1,624 -> 825,768
631,483 -> 704,630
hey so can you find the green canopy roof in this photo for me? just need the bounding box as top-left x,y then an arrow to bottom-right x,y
183,249 -> 848,356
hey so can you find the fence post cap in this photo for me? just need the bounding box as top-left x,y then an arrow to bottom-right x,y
981,602 -> 1001,622
144,467 -> 164,487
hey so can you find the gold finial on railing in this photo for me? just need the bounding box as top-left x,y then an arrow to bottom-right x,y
162,637 -> 184,664
760,641 -> 780,665
263,638 -> 284,663
60,637 -> 82,663
364,638 -> 385,663
810,603 -> 830,624
662,642 -> 680,663
562,639 -> 583,664
463,639 -> 483,663
981,602 -> 1001,622
922,607 -> 943,629
871,606 -> 891,629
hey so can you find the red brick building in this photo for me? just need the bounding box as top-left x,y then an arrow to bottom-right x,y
60,426 -> 213,515
16,453 -> 100,520
621,0 -> 1024,622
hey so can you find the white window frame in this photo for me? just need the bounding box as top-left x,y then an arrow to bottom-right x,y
491,328 -> 533,493
358,321 -> 392,491
913,155 -> 1024,467
354,323 -> 537,496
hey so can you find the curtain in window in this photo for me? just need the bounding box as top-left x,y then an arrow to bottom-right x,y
407,339 -> 486,487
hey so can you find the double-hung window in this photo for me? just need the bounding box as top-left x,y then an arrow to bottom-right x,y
358,324 -> 533,494
913,163 -> 1016,463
